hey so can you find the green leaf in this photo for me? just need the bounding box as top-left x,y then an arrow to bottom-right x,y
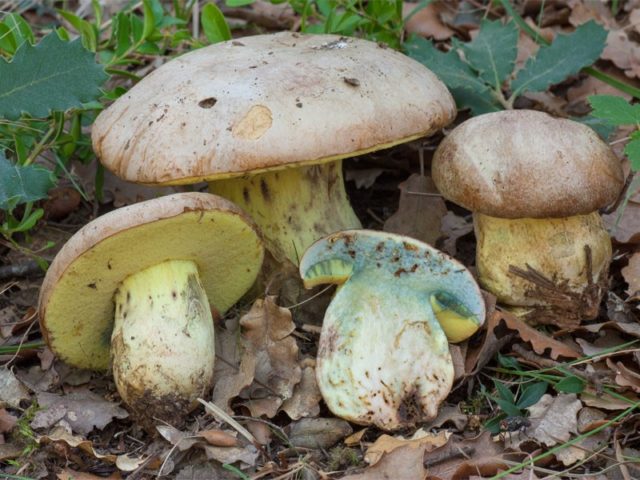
461,20 -> 518,87
493,379 -> 515,404
517,382 -> 547,409
624,134 -> 640,171
588,94 -> 640,126
0,33 -> 107,120
451,87 -> 503,115
201,3 -> 231,44
58,10 -> 98,52
0,153 -> 55,210
511,21 -> 607,95
573,114 -> 616,141
491,396 -> 523,417
554,376 -> 585,394
226,0 -> 256,5
142,0 -> 156,41
404,36 -> 490,95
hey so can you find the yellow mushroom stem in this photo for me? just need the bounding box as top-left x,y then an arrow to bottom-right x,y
209,161 -> 361,265
475,212 -> 611,321
111,259 -> 215,428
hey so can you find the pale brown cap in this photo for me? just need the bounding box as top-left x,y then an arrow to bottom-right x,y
92,32 -> 456,185
38,192 -> 264,370
432,110 -> 624,218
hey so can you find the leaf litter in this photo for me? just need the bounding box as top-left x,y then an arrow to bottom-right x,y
5,1 -> 640,479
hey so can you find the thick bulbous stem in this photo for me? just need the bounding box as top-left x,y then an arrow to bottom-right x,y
111,260 -> 215,429
209,161 -> 361,265
475,212 -> 611,323
317,272 -> 453,430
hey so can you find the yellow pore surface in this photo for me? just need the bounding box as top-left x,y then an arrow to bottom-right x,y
42,211 -> 263,370
475,212 -> 612,306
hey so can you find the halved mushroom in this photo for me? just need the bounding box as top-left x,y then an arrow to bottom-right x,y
38,193 -> 264,428
299,230 -> 485,430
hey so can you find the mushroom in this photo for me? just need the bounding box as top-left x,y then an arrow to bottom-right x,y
432,110 -> 624,326
299,230 -> 485,430
38,193 -> 264,428
91,32 -> 456,265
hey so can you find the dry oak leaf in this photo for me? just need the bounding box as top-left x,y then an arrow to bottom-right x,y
365,429 -> 450,466
57,468 -> 121,480
384,174 -> 447,247
607,357 -> 640,392
403,2 -> 455,40
239,296 -> 301,417
423,431 -> 516,480
343,444 -> 427,480
212,296 -> 301,418
602,30 -> 640,79
31,390 -> 128,435
281,364 -> 322,420
496,310 -> 581,359
622,253 -> 640,297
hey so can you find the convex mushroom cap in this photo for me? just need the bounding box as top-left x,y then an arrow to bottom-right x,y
299,230 -> 485,430
432,110 -> 624,325
38,192 -> 264,427
92,32 -> 456,264
432,110 -> 623,218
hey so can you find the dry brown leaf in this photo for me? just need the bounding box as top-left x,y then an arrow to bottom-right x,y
403,2 -> 455,40
0,442 -> 22,461
202,443 -> 260,466
521,91 -> 566,116
287,417 -> 352,449
497,310 -> 582,359
365,429 -> 450,466
581,387 -> 640,410
383,174 -> 447,246
622,253 -> 640,296
38,426 -> 117,463
343,444 -> 428,480
0,367 -> 30,408
439,211 -> 473,256
567,73 -> 633,106
527,393 -> 582,445
602,30 -> 640,79
31,390 -> 128,435
345,168 -> 386,189
344,428 -> 368,447
631,8 -> 640,34
212,296 -> 301,417
607,358 -> 640,392
197,429 -> 239,447
281,364 -> 322,420
568,0 -> 617,28
0,408 -> 17,434
425,405 -> 468,431
423,431 -> 514,480
239,296 -> 301,417
57,468 -> 121,480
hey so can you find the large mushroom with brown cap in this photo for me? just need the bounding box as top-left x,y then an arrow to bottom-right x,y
91,32 -> 456,265
38,192 -> 263,428
432,110 -> 624,327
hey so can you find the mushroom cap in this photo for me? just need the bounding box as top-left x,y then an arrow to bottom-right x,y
92,32 -> 456,185
38,192 -> 264,370
432,110 -> 624,218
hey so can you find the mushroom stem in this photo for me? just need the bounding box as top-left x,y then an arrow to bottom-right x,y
111,259 -> 215,427
475,212 -> 611,321
209,161 -> 361,265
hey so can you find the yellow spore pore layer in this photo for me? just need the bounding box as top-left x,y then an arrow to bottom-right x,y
41,211 -> 263,370
475,212 -> 611,307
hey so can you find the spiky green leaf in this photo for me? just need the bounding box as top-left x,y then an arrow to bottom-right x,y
588,94 -> 640,126
0,153 -> 55,210
0,33 -> 107,120
460,20 -> 518,87
404,36 -> 490,95
511,21 -> 607,95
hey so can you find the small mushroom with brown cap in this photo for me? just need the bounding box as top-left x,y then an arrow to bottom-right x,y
432,110 -> 624,327
91,32 -> 456,265
38,193 -> 264,429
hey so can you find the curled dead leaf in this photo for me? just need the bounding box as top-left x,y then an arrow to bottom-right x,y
365,429 -> 450,466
